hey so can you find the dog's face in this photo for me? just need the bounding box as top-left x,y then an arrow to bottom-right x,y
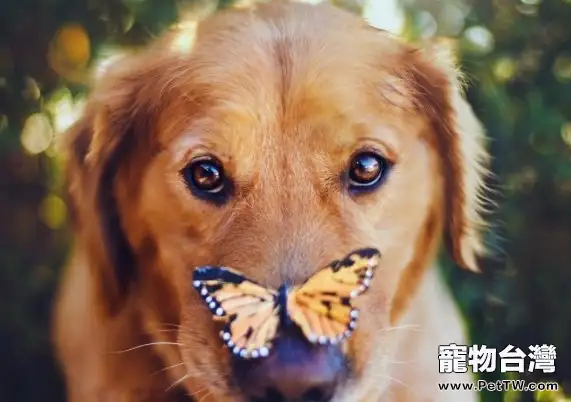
64,2 -> 488,402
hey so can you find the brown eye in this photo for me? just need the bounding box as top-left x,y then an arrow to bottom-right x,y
348,152 -> 389,191
192,160 -> 223,191
182,156 -> 232,204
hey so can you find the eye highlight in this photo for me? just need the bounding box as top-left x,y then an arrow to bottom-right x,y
347,151 -> 390,193
181,156 -> 232,204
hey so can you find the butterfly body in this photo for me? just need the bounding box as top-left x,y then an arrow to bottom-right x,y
277,285 -> 292,328
192,248 -> 381,360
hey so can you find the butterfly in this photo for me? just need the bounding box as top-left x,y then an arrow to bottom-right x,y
191,247 -> 381,360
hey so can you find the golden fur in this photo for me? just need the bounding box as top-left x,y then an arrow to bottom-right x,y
52,2 -> 489,401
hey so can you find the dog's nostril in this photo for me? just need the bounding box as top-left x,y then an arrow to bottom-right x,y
303,386 -> 331,402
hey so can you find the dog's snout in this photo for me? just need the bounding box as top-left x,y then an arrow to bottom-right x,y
233,330 -> 347,402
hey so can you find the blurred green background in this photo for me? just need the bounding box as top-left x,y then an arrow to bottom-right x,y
1,0 -> 570,401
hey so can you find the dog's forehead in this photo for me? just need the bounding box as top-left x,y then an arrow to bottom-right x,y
156,3 -> 424,176
160,60 -> 416,156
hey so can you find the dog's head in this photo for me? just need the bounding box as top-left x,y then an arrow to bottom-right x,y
64,2 -> 488,401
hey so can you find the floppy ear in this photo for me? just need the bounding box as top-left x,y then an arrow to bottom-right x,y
64,59 -> 156,315
409,42 -> 491,272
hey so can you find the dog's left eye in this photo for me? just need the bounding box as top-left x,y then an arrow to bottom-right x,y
181,156 -> 232,204
347,151 -> 390,192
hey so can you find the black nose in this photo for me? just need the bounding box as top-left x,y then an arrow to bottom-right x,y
232,328 -> 347,402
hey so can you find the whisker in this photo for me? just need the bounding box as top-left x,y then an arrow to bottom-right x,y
156,322 -> 183,329
150,328 -> 179,334
151,362 -> 185,377
386,359 -> 417,365
384,357 -> 423,373
381,324 -> 425,333
189,385 -> 210,398
111,342 -> 184,354
377,374 -> 410,390
198,390 -> 213,402
166,372 -> 193,392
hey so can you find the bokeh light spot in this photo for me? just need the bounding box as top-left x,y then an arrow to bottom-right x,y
363,0 -> 404,34
93,47 -> 125,81
534,386 -> 571,402
54,23 -> 91,65
553,55 -> 571,82
46,87 -> 84,134
516,4 -> 538,16
561,123 -> 571,148
21,113 -> 54,155
171,21 -> 198,54
439,4 -> 467,36
233,0 -> 259,8
21,77 -> 41,100
417,11 -> 438,38
464,25 -> 495,54
48,23 -> 91,82
493,57 -> 517,82
39,194 -> 67,230
529,131 -> 557,156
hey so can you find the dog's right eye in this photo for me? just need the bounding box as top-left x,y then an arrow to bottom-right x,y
181,156 -> 232,205
345,150 -> 392,196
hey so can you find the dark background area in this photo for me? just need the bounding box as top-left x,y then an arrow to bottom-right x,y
1,0 -> 570,401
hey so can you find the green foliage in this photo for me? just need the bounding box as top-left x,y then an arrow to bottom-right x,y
0,0 -> 570,401
403,0 -> 571,400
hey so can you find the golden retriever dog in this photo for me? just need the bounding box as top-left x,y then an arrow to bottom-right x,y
52,1 -> 489,401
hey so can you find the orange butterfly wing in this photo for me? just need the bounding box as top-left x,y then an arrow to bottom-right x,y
287,248 -> 381,345
192,267 -> 279,359
192,248 -> 381,359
